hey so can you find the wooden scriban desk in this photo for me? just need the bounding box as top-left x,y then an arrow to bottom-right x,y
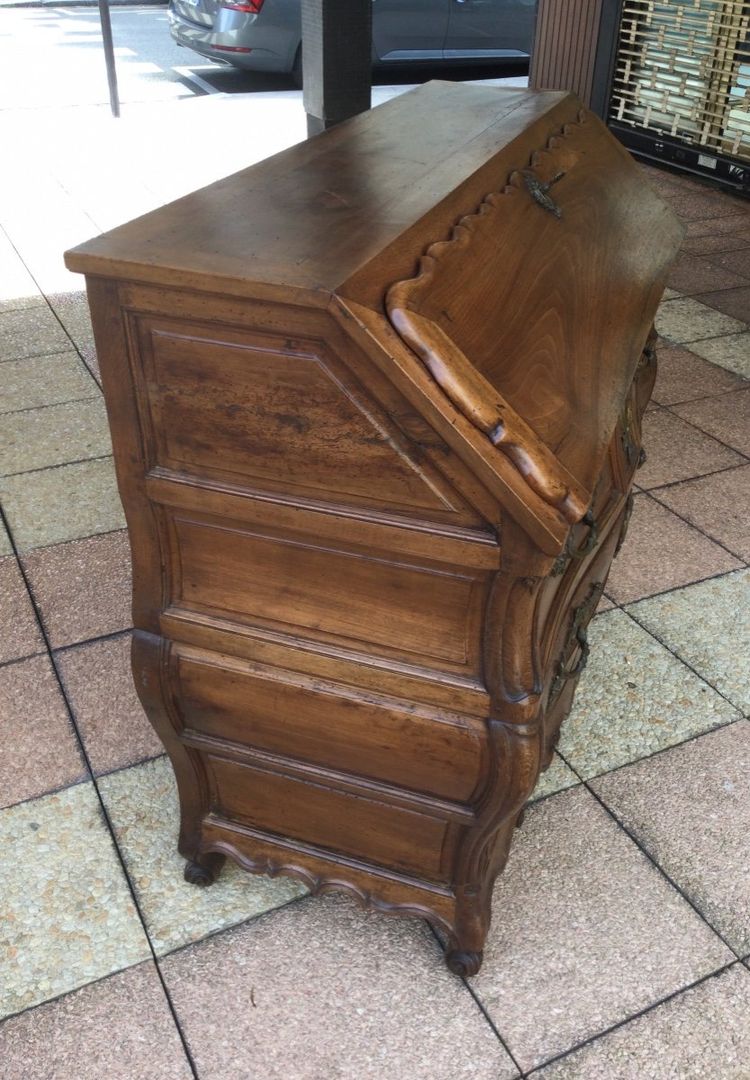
65,82 -> 682,975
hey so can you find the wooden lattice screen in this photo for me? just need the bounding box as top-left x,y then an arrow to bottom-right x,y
609,0 -> 749,164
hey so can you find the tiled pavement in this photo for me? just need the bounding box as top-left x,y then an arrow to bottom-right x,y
1,128 -> 750,1078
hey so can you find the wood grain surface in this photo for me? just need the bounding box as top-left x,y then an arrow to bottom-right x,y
65,82 -> 681,975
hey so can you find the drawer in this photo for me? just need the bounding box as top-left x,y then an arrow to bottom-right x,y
170,516 -> 486,671
205,754 -> 453,883
173,649 -> 485,803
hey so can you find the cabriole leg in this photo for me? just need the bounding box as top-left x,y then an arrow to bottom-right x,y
184,851 -> 226,887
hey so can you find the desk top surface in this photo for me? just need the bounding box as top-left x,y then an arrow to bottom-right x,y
65,81 -> 569,300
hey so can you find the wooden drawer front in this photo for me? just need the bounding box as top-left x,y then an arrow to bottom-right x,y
172,518 -> 484,669
206,755 -> 451,882
176,652 -> 484,803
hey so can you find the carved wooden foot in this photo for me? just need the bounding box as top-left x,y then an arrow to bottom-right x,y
445,949 -> 483,977
515,805 -> 526,829
183,853 -> 225,887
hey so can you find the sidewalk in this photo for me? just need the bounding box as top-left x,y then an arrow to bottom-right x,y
1,78 -> 749,1078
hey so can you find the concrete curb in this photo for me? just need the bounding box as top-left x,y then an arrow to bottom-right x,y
0,1 -> 166,8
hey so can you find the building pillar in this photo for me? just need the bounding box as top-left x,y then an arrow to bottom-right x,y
529,0 -> 623,117
301,0 -> 372,136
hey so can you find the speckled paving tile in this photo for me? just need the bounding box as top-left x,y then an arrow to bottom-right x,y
637,409 -> 743,489
0,398 -> 112,477
653,466 -> 750,561
593,721 -> 750,954
557,610 -> 740,780
0,519 -> 12,557
693,285 -> 750,323
628,570 -> 750,713
605,494 -> 741,605
0,961 -> 192,1080
529,753 -> 579,803
666,188 -> 750,222
533,964 -> 750,1080
0,306 -> 71,361
638,164 -> 693,197
654,298 -> 745,345
0,352 -> 98,416
56,632 -> 163,775
703,247 -> 750,280
22,530 -> 131,648
0,556 -> 44,664
160,894 -> 517,1080
469,786 -> 731,1073
686,331 -> 750,377
672,388 -> 750,456
0,781 -> 150,1019
0,242 -> 43,315
98,757 -> 306,955
45,291 -> 95,359
0,456 -> 125,550
685,210 -> 750,239
667,250 -> 748,297
651,343 -> 746,405
682,230 -> 750,256
0,654 -> 87,809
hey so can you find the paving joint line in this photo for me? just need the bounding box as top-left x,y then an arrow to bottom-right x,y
11,523 -> 126,560
643,459 -> 750,496
0,347 -> 74,365
0,958 -> 163,1028
154,890 -> 313,965
0,392 -> 103,418
636,486 -> 748,564
651,383 -> 749,409
619,603 -> 744,713
658,404 -> 750,463
607,560 -> 745,608
557,750 -> 743,961
0,503 -> 201,1079
51,625 -> 133,655
424,923 -> 527,1078
0,224 -> 103,390
555,713 -> 745,792
523,958 -> 743,1076
0,451 -> 113,481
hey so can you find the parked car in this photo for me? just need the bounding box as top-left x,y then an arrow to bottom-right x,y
168,0 -> 537,82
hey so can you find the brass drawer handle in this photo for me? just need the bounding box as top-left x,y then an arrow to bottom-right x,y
550,508 -> 598,576
549,583 -> 602,701
550,625 -> 590,701
559,626 -> 590,680
569,509 -> 598,560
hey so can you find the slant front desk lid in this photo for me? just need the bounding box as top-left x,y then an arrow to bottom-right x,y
66,81 -> 682,552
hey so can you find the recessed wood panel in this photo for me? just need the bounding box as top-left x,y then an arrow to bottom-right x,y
174,650 -> 484,802
139,319 -> 457,516
206,755 -> 451,882
173,518 -> 484,668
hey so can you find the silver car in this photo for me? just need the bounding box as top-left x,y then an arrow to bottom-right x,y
168,0 -> 536,82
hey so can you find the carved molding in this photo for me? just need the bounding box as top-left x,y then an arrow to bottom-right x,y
200,837 -> 457,939
385,113 -> 590,527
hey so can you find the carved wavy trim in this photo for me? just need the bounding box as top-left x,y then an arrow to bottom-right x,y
385,113 -> 590,526
202,838 -> 457,939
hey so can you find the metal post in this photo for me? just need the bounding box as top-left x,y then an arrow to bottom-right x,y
301,0 -> 372,136
98,0 -> 121,119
